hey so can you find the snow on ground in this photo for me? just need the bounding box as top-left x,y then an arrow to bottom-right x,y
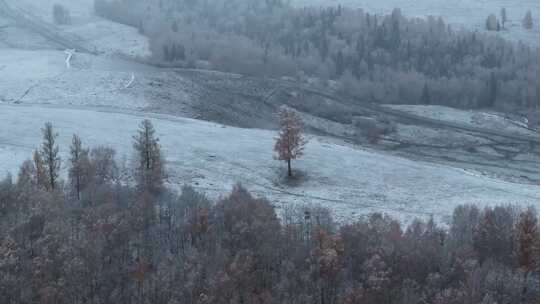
293,0 -> 540,46
4,0 -> 150,57
1,104 -> 540,224
0,49 -> 195,113
393,123 -> 492,147
386,104 -> 536,137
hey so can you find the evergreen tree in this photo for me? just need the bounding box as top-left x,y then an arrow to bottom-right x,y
421,83 -> 431,105
523,11 -> 534,30
486,14 -> 501,31
500,8 -> 507,29
133,119 -> 165,194
39,122 -> 61,191
335,50 -> 345,77
33,150 -> 47,190
68,134 -> 90,200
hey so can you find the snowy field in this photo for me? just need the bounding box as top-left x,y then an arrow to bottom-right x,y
4,0 -> 150,57
0,49 -> 196,114
1,104 -> 540,224
386,104 -> 536,137
293,0 -> 540,46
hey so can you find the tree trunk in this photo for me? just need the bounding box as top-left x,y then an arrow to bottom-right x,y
287,159 -> 292,177
522,271 -> 529,303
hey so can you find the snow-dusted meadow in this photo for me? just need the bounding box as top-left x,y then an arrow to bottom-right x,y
293,0 -> 540,46
4,0 -> 150,57
1,104 -> 540,224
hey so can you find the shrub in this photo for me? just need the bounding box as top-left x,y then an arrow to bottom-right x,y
353,116 -> 396,144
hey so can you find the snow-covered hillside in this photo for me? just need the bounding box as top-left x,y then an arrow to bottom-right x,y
1,104 -> 540,224
0,49 -> 197,114
4,0 -> 150,56
293,0 -> 540,46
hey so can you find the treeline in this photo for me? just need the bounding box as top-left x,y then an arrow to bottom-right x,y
1,121 -> 540,303
93,0 -> 540,111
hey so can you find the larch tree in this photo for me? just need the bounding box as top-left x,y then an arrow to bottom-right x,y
133,119 -> 165,194
18,159 -> 36,190
68,134 -> 89,200
500,8 -> 507,29
33,150 -> 47,190
517,208 -> 538,302
274,106 -> 307,177
421,83 -> 431,105
486,14 -> 501,31
39,122 -> 61,191
518,208 -> 538,271
523,11 -> 534,30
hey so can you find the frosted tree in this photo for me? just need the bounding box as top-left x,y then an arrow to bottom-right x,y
17,159 -> 36,190
274,106 -> 307,177
485,14 -> 501,31
39,122 -> 61,191
517,208 -> 538,301
68,134 -> 89,200
133,119 -> 165,194
500,8 -> 507,29
33,150 -> 47,190
523,11 -> 534,30
421,83 -> 431,105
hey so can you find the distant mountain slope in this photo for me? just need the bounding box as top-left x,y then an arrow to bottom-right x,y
293,0 -> 540,45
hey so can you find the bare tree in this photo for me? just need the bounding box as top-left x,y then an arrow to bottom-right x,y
274,106 -> 307,177
40,122 -> 61,191
133,119 -> 165,194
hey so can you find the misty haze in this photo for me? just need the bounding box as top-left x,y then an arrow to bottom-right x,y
1,0 -> 540,303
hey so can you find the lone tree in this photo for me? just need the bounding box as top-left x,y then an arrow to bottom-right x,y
133,119 -> 165,194
68,134 -> 90,200
39,122 -> 61,191
274,106 -> 307,177
523,11 -> 534,30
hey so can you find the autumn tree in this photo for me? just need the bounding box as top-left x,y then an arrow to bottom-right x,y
68,134 -> 90,200
133,119 -> 165,194
518,209 -> 538,271
18,159 -> 37,191
274,106 -> 307,177
517,208 -> 538,302
33,150 -> 47,190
